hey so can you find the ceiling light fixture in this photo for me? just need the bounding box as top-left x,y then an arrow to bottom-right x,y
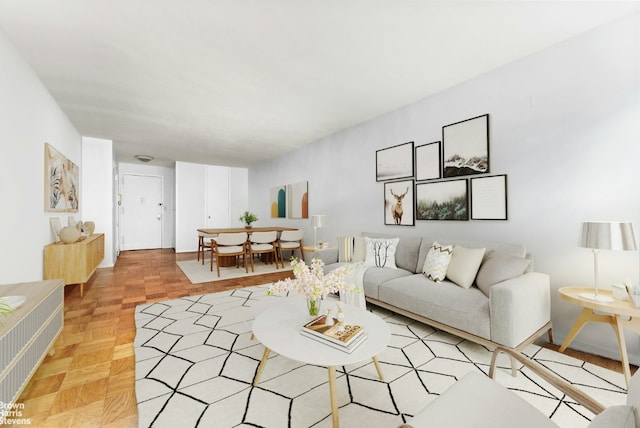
135,154 -> 154,163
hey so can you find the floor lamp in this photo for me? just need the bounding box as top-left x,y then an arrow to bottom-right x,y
311,214 -> 326,249
580,221 -> 637,302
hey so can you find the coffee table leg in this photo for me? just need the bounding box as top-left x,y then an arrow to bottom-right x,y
328,366 -> 339,428
253,347 -> 270,386
372,356 -> 384,381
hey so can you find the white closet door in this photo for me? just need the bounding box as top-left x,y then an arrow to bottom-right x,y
205,166 -> 230,228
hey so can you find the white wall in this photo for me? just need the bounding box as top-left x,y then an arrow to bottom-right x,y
82,137 -> 116,267
118,162 -> 176,249
0,27 -> 82,284
249,14 -> 640,362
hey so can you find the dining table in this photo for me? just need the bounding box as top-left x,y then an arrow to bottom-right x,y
197,226 -> 297,235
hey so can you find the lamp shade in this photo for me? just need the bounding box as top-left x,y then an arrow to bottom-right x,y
311,214 -> 326,228
580,222 -> 637,251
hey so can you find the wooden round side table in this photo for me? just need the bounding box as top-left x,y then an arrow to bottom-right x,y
558,287 -> 640,387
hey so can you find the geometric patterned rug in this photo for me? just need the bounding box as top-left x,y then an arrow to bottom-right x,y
134,284 -> 627,428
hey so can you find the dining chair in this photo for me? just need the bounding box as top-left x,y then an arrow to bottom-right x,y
197,232 -> 216,265
248,231 -> 280,272
278,229 -> 305,265
210,232 -> 248,276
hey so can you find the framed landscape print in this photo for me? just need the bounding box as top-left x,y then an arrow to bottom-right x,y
376,141 -> 414,182
384,179 -> 415,226
471,174 -> 508,220
44,143 -> 79,212
415,141 -> 441,181
416,179 -> 469,221
442,114 -> 489,177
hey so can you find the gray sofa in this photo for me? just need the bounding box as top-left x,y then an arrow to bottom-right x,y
321,232 -> 552,351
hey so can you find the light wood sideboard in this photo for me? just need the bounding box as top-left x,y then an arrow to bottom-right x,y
44,233 -> 104,297
0,279 -> 64,410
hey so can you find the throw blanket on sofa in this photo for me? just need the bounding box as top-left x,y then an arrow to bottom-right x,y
341,262 -> 367,309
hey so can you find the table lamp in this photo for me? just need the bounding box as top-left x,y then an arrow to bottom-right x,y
580,221 -> 637,302
311,214 -> 326,249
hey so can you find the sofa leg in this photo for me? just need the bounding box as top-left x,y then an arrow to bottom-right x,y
547,327 -> 554,344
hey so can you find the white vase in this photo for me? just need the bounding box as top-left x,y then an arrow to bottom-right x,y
59,226 -> 80,244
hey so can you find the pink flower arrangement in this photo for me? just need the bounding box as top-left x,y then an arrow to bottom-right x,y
267,258 -> 357,299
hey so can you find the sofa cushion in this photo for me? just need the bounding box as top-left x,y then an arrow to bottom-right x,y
379,274 -> 491,340
363,232 -> 422,272
362,267 -> 412,300
446,245 -> 485,289
422,241 -> 453,282
476,252 -> 530,297
337,236 -> 354,262
364,237 -> 399,269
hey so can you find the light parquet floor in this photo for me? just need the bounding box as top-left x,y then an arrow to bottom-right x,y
12,249 -> 635,427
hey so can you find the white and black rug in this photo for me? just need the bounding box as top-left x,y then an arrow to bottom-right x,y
134,285 -> 627,428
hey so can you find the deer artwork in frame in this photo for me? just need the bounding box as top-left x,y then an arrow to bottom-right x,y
384,179 -> 415,226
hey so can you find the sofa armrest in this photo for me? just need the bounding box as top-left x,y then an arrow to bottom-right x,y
308,247 -> 338,266
489,272 -> 550,348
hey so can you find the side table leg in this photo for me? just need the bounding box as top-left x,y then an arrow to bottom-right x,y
372,356 -> 384,381
559,308 -> 599,352
253,347 -> 270,386
612,315 -> 631,388
328,366 -> 339,428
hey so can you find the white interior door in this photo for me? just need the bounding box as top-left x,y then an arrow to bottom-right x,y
121,174 -> 162,250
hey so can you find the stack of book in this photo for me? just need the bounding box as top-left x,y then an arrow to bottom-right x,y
300,314 -> 367,353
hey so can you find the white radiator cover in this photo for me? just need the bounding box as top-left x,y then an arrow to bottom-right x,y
0,279 -> 64,415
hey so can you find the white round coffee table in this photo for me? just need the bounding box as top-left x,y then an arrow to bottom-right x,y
252,296 -> 390,428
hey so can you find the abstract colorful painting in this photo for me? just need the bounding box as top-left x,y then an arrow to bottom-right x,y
270,185 -> 286,218
287,181 -> 308,219
44,143 -> 79,212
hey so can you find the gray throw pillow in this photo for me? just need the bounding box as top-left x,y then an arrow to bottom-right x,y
476,253 -> 530,297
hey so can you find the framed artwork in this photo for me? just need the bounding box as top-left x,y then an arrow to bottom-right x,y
270,185 -> 286,218
44,143 -> 79,212
416,179 -> 469,221
384,179 -> 415,226
376,141 -> 414,182
49,217 -> 62,241
287,181 -> 308,219
442,114 -> 489,177
471,174 -> 508,220
415,141 -> 441,181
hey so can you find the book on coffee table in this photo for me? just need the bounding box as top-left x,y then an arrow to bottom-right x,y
300,314 -> 366,352
300,329 -> 368,353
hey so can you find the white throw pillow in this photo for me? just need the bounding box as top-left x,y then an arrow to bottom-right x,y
352,236 -> 366,262
446,246 -> 486,289
422,241 -> 453,282
364,237 -> 399,269
588,405 -> 636,428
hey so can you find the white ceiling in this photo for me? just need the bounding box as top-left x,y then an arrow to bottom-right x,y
0,1 -> 637,167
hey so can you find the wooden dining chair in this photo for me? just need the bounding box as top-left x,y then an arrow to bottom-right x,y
210,232 -> 248,276
277,229 -> 305,265
197,232 -> 216,265
248,231 -> 279,272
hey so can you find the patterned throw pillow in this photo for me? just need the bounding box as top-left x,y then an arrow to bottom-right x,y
337,236 -> 355,262
422,242 -> 453,282
364,237 -> 399,269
